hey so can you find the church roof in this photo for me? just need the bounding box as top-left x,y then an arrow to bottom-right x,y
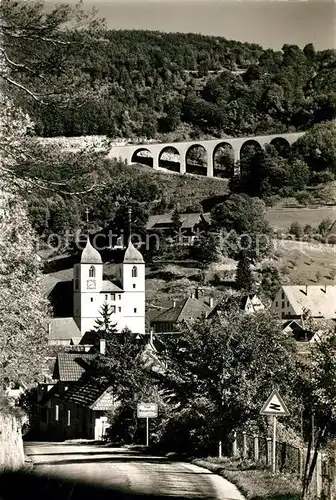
80,237 -> 102,264
123,240 -> 144,264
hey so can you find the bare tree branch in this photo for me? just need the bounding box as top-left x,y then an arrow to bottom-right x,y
1,74 -> 47,103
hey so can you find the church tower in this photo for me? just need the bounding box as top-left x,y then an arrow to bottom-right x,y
118,240 -> 146,334
73,237 -> 103,333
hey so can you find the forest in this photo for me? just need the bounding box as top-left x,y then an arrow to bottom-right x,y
15,30 -> 335,140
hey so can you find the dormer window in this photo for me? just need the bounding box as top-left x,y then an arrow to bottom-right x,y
89,266 -> 95,278
132,266 -> 138,278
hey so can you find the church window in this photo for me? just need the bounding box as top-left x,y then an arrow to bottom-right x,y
134,308 -> 137,313
89,266 -> 95,278
75,279 -> 80,290
90,297 -> 94,302
133,284 -> 136,289
132,266 -> 137,278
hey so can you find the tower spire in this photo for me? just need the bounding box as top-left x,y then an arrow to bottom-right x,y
128,206 -> 132,242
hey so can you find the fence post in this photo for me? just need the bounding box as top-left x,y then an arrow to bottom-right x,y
266,437 -> 272,467
254,434 -> 259,463
316,452 -> 322,499
242,431 -> 247,459
232,431 -> 238,457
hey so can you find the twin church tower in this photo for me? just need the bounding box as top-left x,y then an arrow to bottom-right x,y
73,237 -> 146,335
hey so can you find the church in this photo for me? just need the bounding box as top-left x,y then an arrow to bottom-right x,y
47,237 -> 146,345
74,237 -> 146,335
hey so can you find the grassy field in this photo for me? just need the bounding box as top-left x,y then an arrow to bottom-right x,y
273,240 -> 336,285
265,206 -> 336,231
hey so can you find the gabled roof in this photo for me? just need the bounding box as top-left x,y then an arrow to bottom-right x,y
64,380 -> 115,411
146,212 -> 210,231
101,280 -> 123,292
152,297 -> 210,324
48,317 -> 81,341
54,352 -> 96,382
282,285 -> 336,318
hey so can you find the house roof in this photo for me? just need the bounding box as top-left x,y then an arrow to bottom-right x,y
101,280 -> 123,292
48,317 -> 81,341
64,380 -> 115,410
123,240 -> 144,263
207,294 -> 263,322
54,352 -> 96,382
81,237 -> 102,264
282,285 -> 336,318
152,296 -> 211,324
146,212 -> 210,230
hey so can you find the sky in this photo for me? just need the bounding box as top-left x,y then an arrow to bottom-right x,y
47,0 -> 335,50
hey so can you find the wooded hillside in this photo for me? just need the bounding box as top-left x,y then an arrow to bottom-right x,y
14,30 -> 335,139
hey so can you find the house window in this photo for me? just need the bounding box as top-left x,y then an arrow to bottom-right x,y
134,308 -> 137,313
111,293 -> 115,301
281,291 -> 285,299
133,284 -> 136,289
275,301 -> 278,307
282,301 -> 285,308
118,295 -> 121,300
118,307 -> 121,313
111,306 -> 116,313
105,294 -> 108,300
55,404 -> 59,421
89,266 -> 95,278
67,410 -> 71,426
132,266 -> 137,278
287,301 -> 290,307
90,297 -> 94,302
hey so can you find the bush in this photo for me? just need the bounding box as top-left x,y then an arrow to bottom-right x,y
312,170 -> 335,184
289,221 -> 303,239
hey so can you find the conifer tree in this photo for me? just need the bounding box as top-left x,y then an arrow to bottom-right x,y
235,255 -> 254,292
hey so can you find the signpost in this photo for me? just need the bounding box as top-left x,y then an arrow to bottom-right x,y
137,403 -> 158,447
260,389 -> 290,473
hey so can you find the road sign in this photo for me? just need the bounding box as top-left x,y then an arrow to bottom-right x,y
260,389 -> 290,416
137,402 -> 158,419
260,390 -> 290,474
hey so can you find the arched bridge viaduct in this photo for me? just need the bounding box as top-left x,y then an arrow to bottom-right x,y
108,131 -> 305,178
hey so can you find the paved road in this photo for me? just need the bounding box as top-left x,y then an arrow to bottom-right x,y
24,442 -> 245,500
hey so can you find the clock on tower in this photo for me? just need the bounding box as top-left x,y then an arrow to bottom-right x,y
87,279 -> 96,289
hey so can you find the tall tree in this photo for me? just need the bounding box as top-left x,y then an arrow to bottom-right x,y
159,310 -> 297,454
235,255 -> 254,292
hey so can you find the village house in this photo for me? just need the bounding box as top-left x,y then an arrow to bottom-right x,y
146,212 -> 211,246
150,289 -> 214,332
272,285 -> 336,320
206,293 -> 265,325
36,341 -> 117,441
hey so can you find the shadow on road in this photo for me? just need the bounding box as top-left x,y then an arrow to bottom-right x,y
0,470 -> 211,500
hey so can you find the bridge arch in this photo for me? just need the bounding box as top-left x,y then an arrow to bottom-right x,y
158,146 -> 180,173
213,142 -> 234,179
269,137 -> 291,157
186,144 -> 208,176
239,140 -> 263,176
131,148 -> 154,168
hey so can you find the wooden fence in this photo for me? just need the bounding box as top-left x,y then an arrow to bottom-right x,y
231,431 -> 335,499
